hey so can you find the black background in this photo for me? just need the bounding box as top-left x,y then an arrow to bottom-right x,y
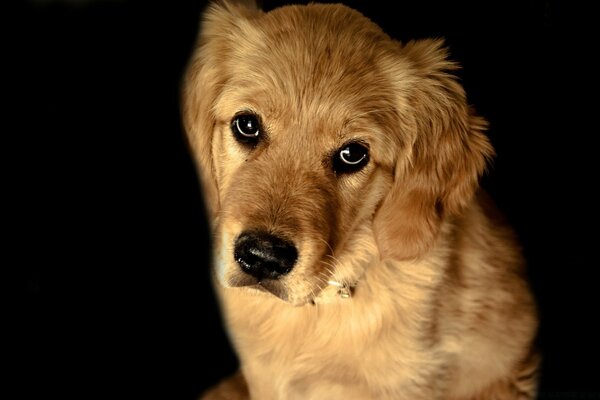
14,0 -> 598,399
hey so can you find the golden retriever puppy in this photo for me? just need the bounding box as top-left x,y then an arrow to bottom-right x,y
182,1 -> 539,399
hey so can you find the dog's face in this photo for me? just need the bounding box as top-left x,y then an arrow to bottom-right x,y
183,1 -> 493,305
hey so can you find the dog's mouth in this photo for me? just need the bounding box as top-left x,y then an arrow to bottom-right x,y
226,269 -> 357,306
229,273 -> 291,302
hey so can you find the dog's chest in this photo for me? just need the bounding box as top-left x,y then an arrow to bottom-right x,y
222,288 -> 442,399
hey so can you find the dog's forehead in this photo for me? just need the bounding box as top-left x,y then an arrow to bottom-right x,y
221,4 -> 401,142
259,4 -> 391,60
254,5 -> 392,101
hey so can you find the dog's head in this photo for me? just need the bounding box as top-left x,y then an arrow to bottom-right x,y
183,1 -> 493,305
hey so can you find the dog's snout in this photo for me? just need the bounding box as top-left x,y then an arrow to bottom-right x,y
234,231 -> 298,280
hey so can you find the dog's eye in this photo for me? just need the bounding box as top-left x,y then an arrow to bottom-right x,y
231,113 -> 261,145
333,142 -> 370,174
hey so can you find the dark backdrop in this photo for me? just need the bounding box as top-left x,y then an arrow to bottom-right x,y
15,0 -> 598,399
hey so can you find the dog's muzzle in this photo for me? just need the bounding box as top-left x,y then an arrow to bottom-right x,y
234,230 -> 298,281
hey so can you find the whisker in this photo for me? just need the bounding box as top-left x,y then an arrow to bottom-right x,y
318,259 -> 346,287
324,253 -> 344,266
317,237 -> 335,256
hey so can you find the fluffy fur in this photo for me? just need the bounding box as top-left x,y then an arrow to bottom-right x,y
182,1 -> 539,399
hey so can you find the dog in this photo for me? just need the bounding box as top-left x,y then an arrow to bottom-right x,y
182,1 -> 539,398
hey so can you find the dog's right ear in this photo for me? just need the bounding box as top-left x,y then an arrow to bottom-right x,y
373,39 -> 493,261
181,0 -> 262,217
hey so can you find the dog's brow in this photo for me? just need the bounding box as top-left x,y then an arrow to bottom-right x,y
344,107 -> 398,125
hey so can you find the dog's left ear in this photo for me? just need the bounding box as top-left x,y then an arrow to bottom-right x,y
374,39 -> 494,261
181,0 -> 262,216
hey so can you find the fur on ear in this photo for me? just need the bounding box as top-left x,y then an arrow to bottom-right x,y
374,39 -> 494,261
181,0 -> 262,216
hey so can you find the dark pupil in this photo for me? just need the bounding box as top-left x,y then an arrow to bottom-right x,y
238,115 -> 258,136
340,143 -> 369,164
341,144 -> 365,163
333,142 -> 369,174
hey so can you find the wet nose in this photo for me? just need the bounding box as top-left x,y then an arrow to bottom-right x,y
234,231 -> 298,280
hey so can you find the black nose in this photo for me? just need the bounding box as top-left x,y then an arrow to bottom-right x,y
234,231 -> 298,280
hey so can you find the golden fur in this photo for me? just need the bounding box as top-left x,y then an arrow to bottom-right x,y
182,1 -> 539,399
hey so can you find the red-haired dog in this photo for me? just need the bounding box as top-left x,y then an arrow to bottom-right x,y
183,1 -> 539,398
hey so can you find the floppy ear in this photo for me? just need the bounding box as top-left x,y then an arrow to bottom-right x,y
374,39 -> 494,261
181,0 -> 262,216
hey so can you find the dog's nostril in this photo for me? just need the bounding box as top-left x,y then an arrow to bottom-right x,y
234,231 -> 298,280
